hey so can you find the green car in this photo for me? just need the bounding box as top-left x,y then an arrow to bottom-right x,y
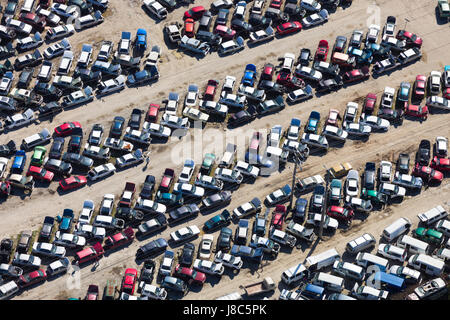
414,227 -> 444,245
201,153 -> 216,174
438,0 -> 450,19
31,146 -> 46,165
360,188 -> 387,205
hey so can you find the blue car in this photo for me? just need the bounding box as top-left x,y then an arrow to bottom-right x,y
12,150 -> 26,172
242,64 -> 257,87
347,46 -> 363,59
305,111 -> 321,133
59,209 -> 74,232
135,28 -> 147,50
126,66 -> 159,86
295,198 -> 308,219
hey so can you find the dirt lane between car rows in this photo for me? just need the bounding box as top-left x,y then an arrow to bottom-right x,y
1,0 -> 449,299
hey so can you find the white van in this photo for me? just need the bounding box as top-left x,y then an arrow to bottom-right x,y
332,260 -> 365,281
396,235 -> 429,255
417,205 -> 447,226
215,292 -> 242,300
281,263 -> 309,285
312,272 -> 344,292
21,0 -> 35,13
382,217 -> 412,242
0,281 -> 19,300
355,252 -> 389,272
21,128 -> 51,151
306,248 -> 340,271
435,219 -> 450,237
408,254 -> 445,276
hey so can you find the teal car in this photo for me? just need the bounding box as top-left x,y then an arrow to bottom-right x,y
329,179 -> 342,202
305,111 -> 321,134
414,227 -> 444,245
360,188 -> 388,205
31,146 -> 46,166
156,191 -> 184,207
201,153 -> 216,174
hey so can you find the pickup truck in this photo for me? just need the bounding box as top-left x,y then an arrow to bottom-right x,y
219,143 -> 237,168
269,229 -> 297,248
380,87 -> 395,109
119,182 -> 136,207
250,234 -> 280,257
164,22 -> 182,44
7,174 -> 34,194
240,277 -> 275,297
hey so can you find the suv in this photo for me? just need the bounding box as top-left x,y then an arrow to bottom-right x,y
17,230 -> 33,253
346,233 -> 376,254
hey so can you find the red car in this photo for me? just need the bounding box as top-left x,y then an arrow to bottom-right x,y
327,205 -> 354,222
363,93 -> 377,113
103,227 -> 134,251
75,242 -> 104,265
85,285 -> 99,300
277,74 -> 305,89
413,75 -> 427,99
214,25 -> 236,40
159,168 -> 175,191
119,182 -> 136,207
146,103 -> 160,122
404,104 -> 428,120
59,175 -> 87,191
314,40 -> 329,62
396,30 -> 422,48
326,109 -> 340,126
271,205 -> 286,230
54,122 -> 82,137
27,166 -> 54,182
39,0 -> 51,8
17,269 -> 47,289
184,6 -> 206,20
444,88 -> 450,100
276,21 -> 302,36
19,13 -> 46,31
270,0 -> 283,9
261,63 -> 275,81
121,268 -> 138,295
184,18 -> 195,38
174,264 -> 206,285
431,156 -> 450,172
343,66 -> 370,83
413,164 -> 443,182
204,79 -> 219,101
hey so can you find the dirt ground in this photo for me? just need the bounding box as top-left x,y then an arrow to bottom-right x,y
1,0 -> 450,300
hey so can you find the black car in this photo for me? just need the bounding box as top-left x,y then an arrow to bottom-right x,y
248,13 -> 272,30
397,153 -> 410,174
68,0 -> 94,15
73,68 -> 102,88
198,10 -> 213,31
140,175 -> 156,199
158,0 -> 177,10
377,107 -> 403,124
39,216 -> 55,241
363,162 -> 376,190
217,227 -> 233,251
201,191 -> 232,210
258,80 -> 285,96
14,50 -> 42,71
49,137 -> 65,159
294,198 -> 308,219
416,139 -> 431,166
0,238 -> 13,264
231,19 -> 253,38
137,213 -> 167,236
110,116 -> 125,137
62,152 -> 93,168
68,135 -> 82,153
216,9 -> 230,26
168,204 -> 200,224
139,259 -> 156,285
179,243 -> 195,267
0,43 -> 15,60
38,101 -> 63,118
34,82 -> 63,100
128,108 -> 142,130
298,48 -> 312,66
228,107 -> 256,127
316,77 -> 343,93
333,35 -> 347,53
0,140 -> 16,157
136,238 -> 168,260
17,68 -> 34,89
283,3 -> 306,19
195,30 -> 222,48
115,207 -> 144,225
44,159 -> 72,176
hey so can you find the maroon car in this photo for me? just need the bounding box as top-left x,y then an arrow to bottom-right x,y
327,205 -> 354,222
103,227 -> 134,251
343,66 -> 370,83
174,264 -> 206,285
396,30 -> 422,48
314,40 -> 329,62
184,6 -> 206,20
271,205 -> 286,230
363,93 -> 377,113
404,104 -> 428,120
17,269 -> 47,289
85,285 -> 99,300
19,13 -> 46,31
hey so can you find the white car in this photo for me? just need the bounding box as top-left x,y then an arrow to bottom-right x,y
46,258 -> 70,277
170,225 -> 200,243
12,253 -> 41,269
43,38 -> 71,59
352,284 -> 388,300
16,33 -> 44,52
435,136 -> 448,157
5,18 -> 32,36
265,185 -> 291,206
177,159 -> 195,183
135,197 -> 166,215
0,73 -> 14,95
429,71 -> 442,95
184,84 -> 199,107
382,16 -> 396,40
295,66 -> 322,82
50,3 -> 79,19
173,182 -> 205,198
300,0 -> 321,12
143,0 -> 167,20
99,194 -> 115,216
379,183 -> 406,199
280,289 -> 303,300
141,284 -> 167,300
37,61 -> 53,81
378,244 -> 407,262
53,232 -> 86,248
182,107 -> 210,123
0,157 -> 9,178
322,125 -> 348,141
301,9 -> 329,28
195,174 -> 223,191
78,199 -> 95,225
218,36 -> 245,55
345,123 -> 372,137
115,149 -> 144,169
46,24 -> 75,41
160,114 -> 189,130
164,92 -> 179,115
103,138 -> 133,152
74,224 -> 106,239
287,86 -> 314,103
343,102 -> 359,125
287,121 -> 301,141
345,170 -> 360,197
193,259 -> 224,276
379,161 -> 392,182
360,114 -> 390,132
75,11 -> 104,31
57,50 -> 74,75
345,233 -> 376,254
36,8 -> 61,26
199,235 -> 214,260
32,242 -> 66,258
87,163 -> 116,181
301,133 -> 328,149
214,168 -> 244,184
142,122 -> 171,138
234,161 -> 260,178
366,24 -> 380,44
214,251 -> 243,270
77,44 -> 93,67
4,108 -> 35,130
267,125 -> 282,147
388,265 -> 421,283
97,75 -> 126,96
221,75 -> 236,95
159,250 -> 174,276
306,214 -> 338,231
